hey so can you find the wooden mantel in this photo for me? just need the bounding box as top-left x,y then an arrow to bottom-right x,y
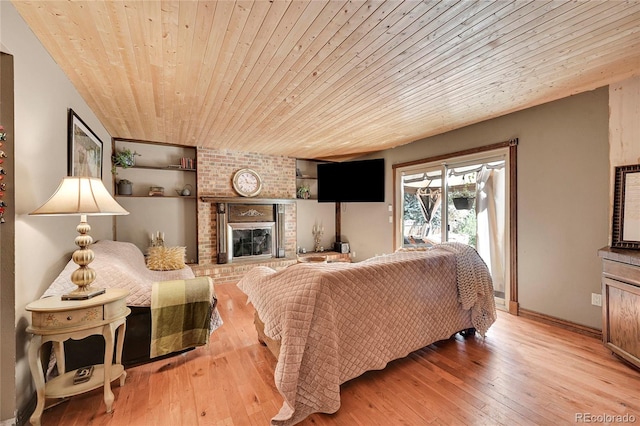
200,196 -> 296,204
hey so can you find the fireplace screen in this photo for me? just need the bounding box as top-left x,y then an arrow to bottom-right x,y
229,223 -> 274,259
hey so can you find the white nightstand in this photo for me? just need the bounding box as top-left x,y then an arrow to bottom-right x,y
25,288 -> 130,425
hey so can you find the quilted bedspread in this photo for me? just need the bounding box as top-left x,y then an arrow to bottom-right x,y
237,242 -> 495,425
43,240 -> 199,306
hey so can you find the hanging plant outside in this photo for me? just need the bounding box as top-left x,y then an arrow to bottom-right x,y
451,174 -> 475,210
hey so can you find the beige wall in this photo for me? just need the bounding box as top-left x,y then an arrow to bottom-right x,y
344,88 -> 610,330
296,200 -> 336,253
1,2 -> 115,422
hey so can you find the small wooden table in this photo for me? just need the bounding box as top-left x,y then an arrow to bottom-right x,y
297,251 -> 351,263
26,288 -> 130,425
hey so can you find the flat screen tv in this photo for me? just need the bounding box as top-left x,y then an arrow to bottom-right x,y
317,158 -> 385,203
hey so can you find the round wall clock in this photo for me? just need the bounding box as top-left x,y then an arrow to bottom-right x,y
232,168 -> 263,197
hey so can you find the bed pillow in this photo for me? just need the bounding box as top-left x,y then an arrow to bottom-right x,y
146,246 -> 186,271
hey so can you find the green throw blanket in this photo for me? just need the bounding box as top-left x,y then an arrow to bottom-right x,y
150,276 -> 214,358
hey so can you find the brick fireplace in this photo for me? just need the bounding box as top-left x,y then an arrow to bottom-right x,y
192,148 -> 298,282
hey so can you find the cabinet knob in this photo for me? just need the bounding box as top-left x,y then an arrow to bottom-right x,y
67,316 -> 72,321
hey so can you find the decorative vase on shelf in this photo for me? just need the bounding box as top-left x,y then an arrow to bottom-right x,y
297,185 -> 311,199
117,179 -> 133,195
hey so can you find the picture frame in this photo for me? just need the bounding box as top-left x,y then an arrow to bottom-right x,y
67,109 -> 103,178
611,164 -> 640,250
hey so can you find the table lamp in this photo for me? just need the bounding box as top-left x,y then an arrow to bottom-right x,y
30,176 -> 129,300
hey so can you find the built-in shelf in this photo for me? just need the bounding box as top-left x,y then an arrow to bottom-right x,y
296,159 -> 322,200
112,138 -> 198,263
116,195 -> 197,199
116,165 -> 196,172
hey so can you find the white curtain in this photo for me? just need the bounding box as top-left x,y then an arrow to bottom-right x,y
475,166 -> 505,294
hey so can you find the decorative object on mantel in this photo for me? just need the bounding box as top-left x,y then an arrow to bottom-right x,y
117,179 -> 133,195
29,176 -> 129,299
612,164 -> 640,250
297,184 -> 311,199
232,168 -> 263,197
111,146 -> 140,174
312,224 -> 324,252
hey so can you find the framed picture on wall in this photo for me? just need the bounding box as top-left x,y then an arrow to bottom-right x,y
612,164 -> 640,249
67,109 -> 103,178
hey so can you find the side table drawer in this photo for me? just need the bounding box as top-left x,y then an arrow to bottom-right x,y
104,297 -> 127,320
32,305 -> 103,330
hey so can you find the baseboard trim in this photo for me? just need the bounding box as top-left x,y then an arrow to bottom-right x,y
518,308 -> 602,340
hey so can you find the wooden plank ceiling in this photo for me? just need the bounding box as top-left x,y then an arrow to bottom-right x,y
12,0 -> 640,160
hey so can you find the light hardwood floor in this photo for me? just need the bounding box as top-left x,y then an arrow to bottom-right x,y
41,283 -> 640,425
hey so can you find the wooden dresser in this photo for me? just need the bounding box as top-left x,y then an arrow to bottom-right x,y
599,247 -> 640,370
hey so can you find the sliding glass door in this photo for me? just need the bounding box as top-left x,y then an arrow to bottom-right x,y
397,149 -> 509,307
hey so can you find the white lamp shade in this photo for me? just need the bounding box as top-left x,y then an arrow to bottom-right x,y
30,176 -> 129,216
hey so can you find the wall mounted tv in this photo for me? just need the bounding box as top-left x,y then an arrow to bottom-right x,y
317,158 -> 385,203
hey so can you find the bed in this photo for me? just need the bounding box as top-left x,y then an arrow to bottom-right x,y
41,240 -> 223,370
237,242 -> 496,425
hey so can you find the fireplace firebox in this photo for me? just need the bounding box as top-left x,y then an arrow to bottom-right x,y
228,222 -> 275,260
210,200 -> 288,264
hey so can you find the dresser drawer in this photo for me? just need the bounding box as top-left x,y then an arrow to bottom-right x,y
603,259 -> 640,286
32,305 -> 103,330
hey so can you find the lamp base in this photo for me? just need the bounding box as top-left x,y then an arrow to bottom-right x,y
61,287 -> 106,300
